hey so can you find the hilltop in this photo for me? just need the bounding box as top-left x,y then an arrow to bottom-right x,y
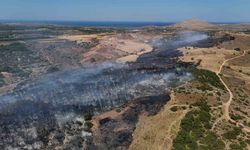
174,19 -> 216,30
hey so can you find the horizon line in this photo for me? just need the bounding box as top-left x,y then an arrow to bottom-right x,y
0,19 -> 249,24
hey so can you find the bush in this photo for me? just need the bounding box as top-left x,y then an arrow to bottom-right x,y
200,132 -> 225,150
85,121 -> 93,129
84,121 -> 93,132
229,143 -> 246,150
222,127 -> 242,140
47,66 -> 60,73
234,48 -> 241,51
170,106 -> 178,112
0,66 -> 28,77
115,108 -> 122,113
189,67 -> 225,90
173,99 -> 224,150
84,114 -> 93,121
231,114 -> 244,121
0,73 -> 5,87
216,91 -> 221,96
0,42 -> 29,52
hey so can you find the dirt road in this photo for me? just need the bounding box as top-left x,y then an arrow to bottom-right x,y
215,50 -> 250,132
217,51 -> 246,122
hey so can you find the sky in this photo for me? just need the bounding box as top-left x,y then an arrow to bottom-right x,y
0,0 -> 250,22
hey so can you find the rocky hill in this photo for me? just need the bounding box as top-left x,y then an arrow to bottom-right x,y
174,19 -> 216,30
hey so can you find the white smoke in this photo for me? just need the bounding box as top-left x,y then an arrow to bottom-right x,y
152,31 -> 208,48
0,31 -> 208,112
0,63 -> 192,111
176,31 -> 208,44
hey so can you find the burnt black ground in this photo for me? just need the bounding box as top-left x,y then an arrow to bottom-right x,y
0,31 -> 234,149
90,94 -> 170,150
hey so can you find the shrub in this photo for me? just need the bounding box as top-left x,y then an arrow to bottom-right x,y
188,67 -> 225,90
216,91 -> 221,96
47,66 -> 60,73
229,143 -> 245,150
170,106 -> 178,112
0,73 -> 5,87
85,121 -> 93,129
84,114 -> 93,121
173,99 -> 224,150
231,114 -> 244,121
116,108 -> 122,113
222,127 -> 242,140
234,48 -> 241,51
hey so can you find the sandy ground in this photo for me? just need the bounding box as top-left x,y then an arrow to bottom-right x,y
0,72 -> 20,94
0,41 -> 16,46
97,35 -> 153,63
57,31 -> 160,64
116,40 -> 153,62
57,34 -> 101,43
129,93 -> 189,150
178,47 -> 238,73
60,33 -> 154,63
174,19 -> 216,30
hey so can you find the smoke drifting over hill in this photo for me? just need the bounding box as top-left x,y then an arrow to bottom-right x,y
0,31 -> 209,113
0,32 -> 209,112
0,31 -> 212,149
0,63 -> 192,113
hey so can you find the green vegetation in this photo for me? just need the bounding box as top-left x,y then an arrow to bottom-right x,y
234,48 -> 241,51
77,28 -> 113,34
0,42 -> 28,52
229,142 -> 247,150
0,24 -> 76,41
170,106 -> 178,112
46,66 -> 60,73
0,24 -> 42,31
84,121 -> 93,130
188,67 -> 225,90
231,114 -> 244,121
0,43 -> 37,77
246,139 -> 250,144
243,30 -> 250,34
206,31 -> 217,37
197,84 -> 213,91
0,32 -> 16,41
115,108 -> 122,113
172,99 -> 225,150
84,114 -> 93,121
76,27 -> 126,35
0,66 -> 24,74
0,73 -> 5,87
222,127 -> 242,140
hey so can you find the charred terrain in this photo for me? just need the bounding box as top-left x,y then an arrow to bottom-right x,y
0,20 -> 250,150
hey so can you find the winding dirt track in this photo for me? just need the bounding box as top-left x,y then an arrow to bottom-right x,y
217,51 -> 246,122
216,50 -> 250,132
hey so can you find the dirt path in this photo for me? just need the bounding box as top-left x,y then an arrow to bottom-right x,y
128,92 -> 190,150
213,50 -> 250,132
217,51 -> 246,122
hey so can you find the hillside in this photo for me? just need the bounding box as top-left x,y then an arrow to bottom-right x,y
174,19 -> 216,30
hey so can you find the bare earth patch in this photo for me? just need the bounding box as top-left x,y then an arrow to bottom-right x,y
179,47 -> 238,73
129,93 -> 189,150
77,34 -> 153,63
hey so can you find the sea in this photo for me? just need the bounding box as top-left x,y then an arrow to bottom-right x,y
0,20 -> 247,28
0,20 -> 175,28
